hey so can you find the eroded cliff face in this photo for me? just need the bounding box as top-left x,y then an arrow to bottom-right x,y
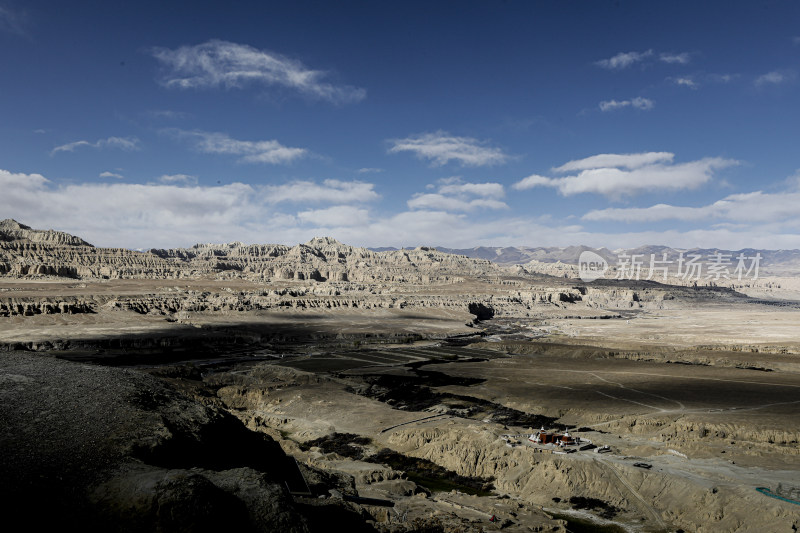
0,297 -> 95,316
0,282 -> 701,321
0,219 -> 176,278
1,220 -> 494,282
0,218 -> 91,245
3,219 -> 716,322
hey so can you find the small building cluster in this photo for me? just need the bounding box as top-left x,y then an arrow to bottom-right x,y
528,428 -> 579,447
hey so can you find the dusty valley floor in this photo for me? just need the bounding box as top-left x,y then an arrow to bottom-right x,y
2,221 -> 800,532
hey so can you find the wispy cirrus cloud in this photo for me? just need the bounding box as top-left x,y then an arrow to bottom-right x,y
151,39 -> 366,104
263,179 -> 379,204
671,73 -> 737,89
553,152 -> 674,173
99,171 -> 125,179
584,190 -> 800,224
596,49 -> 691,69
598,97 -> 654,112
754,70 -> 795,87
388,131 -> 509,167
51,136 -> 141,156
659,52 -> 691,64
513,152 -> 737,199
671,77 -> 698,89
158,174 -> 197,185
167,129 -> 307,164
595,49 -> 653,69
437,180 -> 504,199
707,73 -> 737,83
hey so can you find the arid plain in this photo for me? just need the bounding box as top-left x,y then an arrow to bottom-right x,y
2,219 -> 799,532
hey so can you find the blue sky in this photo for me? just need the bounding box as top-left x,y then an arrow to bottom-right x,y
1,0 -> 799,249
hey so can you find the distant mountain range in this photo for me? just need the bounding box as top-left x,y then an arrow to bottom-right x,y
371,245 -> 800,276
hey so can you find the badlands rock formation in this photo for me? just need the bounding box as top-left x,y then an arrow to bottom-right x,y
0,219 -> 174,278
0,219 -> 492,282
0,219 -> 749,324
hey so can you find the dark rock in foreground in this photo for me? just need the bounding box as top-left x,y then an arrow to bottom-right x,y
0,352 -> 367,532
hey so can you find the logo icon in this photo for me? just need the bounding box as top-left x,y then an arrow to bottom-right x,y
578,251 -> 608,282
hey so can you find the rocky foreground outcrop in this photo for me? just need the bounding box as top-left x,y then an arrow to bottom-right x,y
0,352 -> 383,532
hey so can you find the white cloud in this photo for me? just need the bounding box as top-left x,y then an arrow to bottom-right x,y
314,210 -> 558,248
0,168 -> 49,193
438,181 -> 504,199
51,136 -> 141,156
512,174 -> 551,190
584,190 -> 800,224
151,39 -> 365,104
754,70 -> 797,87
553,152 -> 674,173
707,73 -> 737,83
0,169 -> 381,248
0,169 -> 261,248
407,194 -> 508,212
672,77 -> 697,89
299,209 -> 800,251
99,171 -> 125,179
630,97 -> 655,110
408,178 -> 507,212
3,168 -> 800,251
54,141 -> 93,153
755,71 -> 786,86
388,132 -> 509,167
514,153 -> 737,199
599,97 -> 654,112
793,36 -> 800,45
158,174 -> 197,185
598,100 -> 627,112
596,50 -> 690,70
263,179 -> 379,204
169,129 -> 307,164
584,203 -> 714,222
659,52 -> 691,64
297,205 -> 370,227
357,167 -> 384,174
595,50 -> 653,69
